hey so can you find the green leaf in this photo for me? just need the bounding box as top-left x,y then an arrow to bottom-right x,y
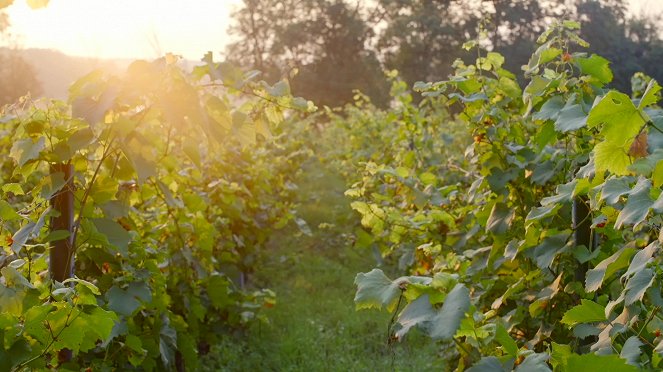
541,180 -> 577,206
106,285 -> 141,316
40,171 -> 67,199
10,137 -> 45,167
601,176 -> 633,205
394,294 -> 435,339
354,269 -> 421,311
495,322 -> 518,357
531,233 -> 570,269
526,205 -> 558,221
638,79 -> 661,109
486,203 -> 514,235
561,299 -> 606,327
555,103 -> 587,132
576,54 -> 613,84
550,342 -> 572,370
622,242 -> 658,279
11,221 -> 36,255
586,248 -> 635,292
516,353 -> 551,372
207,275 -> 231,309
589,91 -> 645,175
467,356 -> 507,372
43,229 -> 70,243
92,218 -> 131,251
0,201 -> 21,220
620,336 -> 643,366
624,268 -> 654,306
2,183 -> 24,195
428,283 -> 470,340
615,179 -> 653,229
533,96 -> 564,121
566,353 -> 638,372
63,277 -> 100,295
594,140 -> 633,176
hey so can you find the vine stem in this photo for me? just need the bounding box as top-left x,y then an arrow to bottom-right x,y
70,136 -> 116,252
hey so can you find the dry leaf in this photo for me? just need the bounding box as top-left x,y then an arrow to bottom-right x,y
628,131 -> 648,159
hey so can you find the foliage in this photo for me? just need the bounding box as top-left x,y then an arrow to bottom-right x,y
0,53 -> 313,370
350,20 -> 663,370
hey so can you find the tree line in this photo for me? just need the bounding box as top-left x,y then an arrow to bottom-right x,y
227,0 -> 663,107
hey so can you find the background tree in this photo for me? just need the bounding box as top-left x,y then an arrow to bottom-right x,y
227,0 -> 388,107
228,0 -> 663,105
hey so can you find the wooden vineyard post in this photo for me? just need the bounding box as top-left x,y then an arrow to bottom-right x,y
50,162 -> 75,363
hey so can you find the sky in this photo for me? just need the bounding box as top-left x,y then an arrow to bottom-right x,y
2,0 -> 663,60
4,0 -> 242,60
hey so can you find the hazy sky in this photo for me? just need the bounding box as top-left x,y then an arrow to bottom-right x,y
3,0 -> 663,60
4,0 -> 242,59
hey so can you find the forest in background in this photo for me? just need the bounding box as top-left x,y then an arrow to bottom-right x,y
227,0 -> 663,107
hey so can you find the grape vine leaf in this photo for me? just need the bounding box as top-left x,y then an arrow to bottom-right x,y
601,176 -> 633,205
467,356 -> 508,372
516,353 -> 551,372
614,178 -> 653,229
624,268 -> 654,306
11,221 -> 36,255
586,248 -> 635,292
106,285 -> 141,316
620,336 -> 643,366
566,353 -> 638,371
555,102 -> 588,132
354,269 -> 430,311
92,218 -> 131,252
622,242 -> 658,279
486,202 -> 514,235
588,91 -> 645,175
560,299 -> 606,327
638,79 -> 662,109
495,322 -> 518,357
394,294 -> 434,340
576,54 -> 613,84
9,137 -> 45,167
0,201 -> 20,220
428,283 -> 470,340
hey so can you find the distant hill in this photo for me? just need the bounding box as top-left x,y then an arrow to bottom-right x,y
12,48 -> 200,101
9,48 -> 130,100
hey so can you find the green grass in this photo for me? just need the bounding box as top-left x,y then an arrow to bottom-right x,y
202,159 -> 443,371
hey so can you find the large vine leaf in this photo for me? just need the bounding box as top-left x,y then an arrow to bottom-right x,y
486,202 -> 514,235
614,178 -> 653,229
576,54 -> 613,84
560,299 -> 606,327
624,268 -> 655,306
354,269 -> 430,311
620,336 -> 643,366
428,283 -> 470,340
586,248 -> 635,292
601,176 -> 633,205
9,137 -> 45,167
554,102 -> 588,132
516,353 -> 551,372
565,353 -> 638,372
588,91 -> 645,175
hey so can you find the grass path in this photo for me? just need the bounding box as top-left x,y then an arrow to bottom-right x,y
203,159 -> 441,371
